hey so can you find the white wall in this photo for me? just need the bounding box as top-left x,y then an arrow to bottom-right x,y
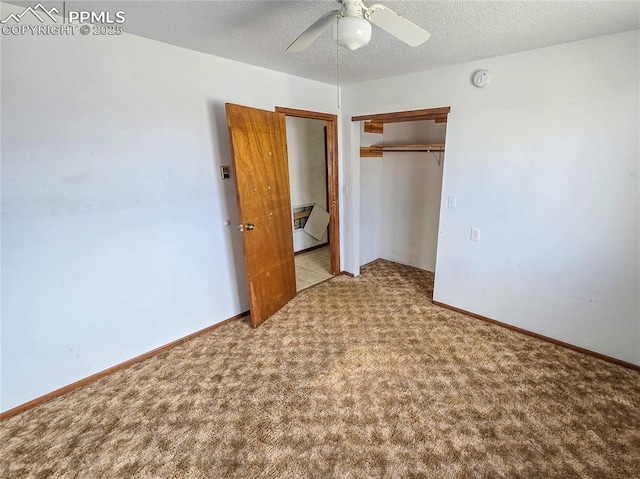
285,117 -> 328,252
342,31 -> 640,365
0,2 -> 337,411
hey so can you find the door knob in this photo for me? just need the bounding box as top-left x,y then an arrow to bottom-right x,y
245,223 -> 256,230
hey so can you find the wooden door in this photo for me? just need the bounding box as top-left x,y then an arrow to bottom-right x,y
225,103 -> 296,328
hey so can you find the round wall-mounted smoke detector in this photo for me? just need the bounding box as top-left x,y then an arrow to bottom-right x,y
472,70 -> 491,88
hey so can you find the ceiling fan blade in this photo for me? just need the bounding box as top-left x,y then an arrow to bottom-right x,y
287,9 -> 340,52
367,4 -> 431,47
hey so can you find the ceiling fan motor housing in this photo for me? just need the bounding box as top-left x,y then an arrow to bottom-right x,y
340,0 -> 366,18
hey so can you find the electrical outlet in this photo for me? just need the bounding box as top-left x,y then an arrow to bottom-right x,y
470,227 -> 481,241
448,196 -> 457,208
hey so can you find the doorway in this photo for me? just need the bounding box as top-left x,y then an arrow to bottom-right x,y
225,103 -> 339,327
354,107 -> 450,281
276,107 -> 340,288
284,115 -> 332,291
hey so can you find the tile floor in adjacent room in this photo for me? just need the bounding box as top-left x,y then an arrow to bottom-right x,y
295,245 -> 332,292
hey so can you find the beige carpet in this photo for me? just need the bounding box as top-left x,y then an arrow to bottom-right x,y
2,260 -> 639,478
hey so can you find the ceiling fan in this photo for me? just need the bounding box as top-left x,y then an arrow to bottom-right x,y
287,0 -> 431,52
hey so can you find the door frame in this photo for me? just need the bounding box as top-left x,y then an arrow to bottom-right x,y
275,106 -> 340,275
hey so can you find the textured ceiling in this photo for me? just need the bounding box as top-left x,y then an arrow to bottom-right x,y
6,1 -> 640,84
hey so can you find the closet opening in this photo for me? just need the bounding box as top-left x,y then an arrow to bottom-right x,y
276,107 -> 340,292
354,107 -> 450,287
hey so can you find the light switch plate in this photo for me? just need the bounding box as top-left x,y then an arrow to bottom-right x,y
470,227 -> 481,241
448,196 -> 457,208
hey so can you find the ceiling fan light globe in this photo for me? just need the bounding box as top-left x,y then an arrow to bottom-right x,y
337,16 -> 372,51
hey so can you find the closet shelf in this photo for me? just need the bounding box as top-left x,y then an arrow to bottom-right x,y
360,144 -> 445,157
